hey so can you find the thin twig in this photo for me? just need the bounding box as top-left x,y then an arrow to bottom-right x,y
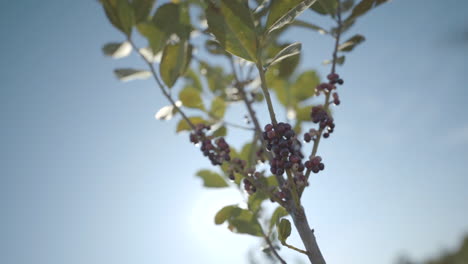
127,39 -> 196,130
302,0 -> 343,194
263,233 -> 287,264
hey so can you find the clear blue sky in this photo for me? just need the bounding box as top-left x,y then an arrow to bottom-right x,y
1,0 -> 467,264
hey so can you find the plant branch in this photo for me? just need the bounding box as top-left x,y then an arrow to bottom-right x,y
290,206 -> 326,264
282,241 -> 308,255
301,0 -> 343,194
256,60 -> 278,126
128,39 -> 196,130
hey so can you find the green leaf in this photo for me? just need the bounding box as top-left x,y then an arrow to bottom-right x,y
102,41 -> 132,58
199,61 -> 233,94
269,206 -> 289,231
176,116 -> 207,132
132,0 -> 156,23
215,205 -> 241,224
196,169 -> 229,188
296,105 -> 313,122
152,3 -> 191,40
117,0 -> 135,36
100,0 -> 127,35
228,209 -> 263,237
184,69 -> 203,91
160,41 -> 193,88
267,0 -> 318,34
210,97 -> 226,119
114,68 -> 151,81
138,3 -> 191,54
205,40 -> 230,56
309,0 -> 337,16
212,126 -> 227,137
265,42 -> 301,69
179,86 -> 204,110
291,20 -> 328,34
215,205 -> 263,237
266,0 -> 302,30
291,70 -> 319,102
240,142 -> 253,166
137,23 -> 165,54
345,0 -> 389,23
205,0 -> 258,62
338,34 -> 365,52
277,218 -> 292,243
247,191 -> 268,213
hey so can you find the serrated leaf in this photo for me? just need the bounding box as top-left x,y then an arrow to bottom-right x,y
265,42 -> 301,68
179,86 -> 204,110
267,0 -> 318,34
210,97 -> 226,119
196,169 -> 229,188
338,34 -> 365,52
205,0 -> 258,62
270,206 -> 289,231
215,205 -> 241,224
277,218 -> 292,243
102,41 -> 132,58
291,20 -> 328,34
160,41 -> 193,88
114,68 -> 151,81
176,116 -> 207,132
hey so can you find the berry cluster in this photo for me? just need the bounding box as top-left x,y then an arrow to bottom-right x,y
303,128 -> 319,143
304,156 -> 325,174
189,124 -> 231,166
243,178 -> 256,194
262,122 -> 307,188
310,105 -> 335,138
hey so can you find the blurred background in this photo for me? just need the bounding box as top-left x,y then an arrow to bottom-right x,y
1,0 -> 467,263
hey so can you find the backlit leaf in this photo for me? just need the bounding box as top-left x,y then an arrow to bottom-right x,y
277,218 -> 292,243
102,41 -> 132,58
267,0 -> 318,34
338,34 -> 365,52
179,86 -> 204,110
196,169 -> 229,188
205,0 -> 258,61
176,116 -> 207,132
265,42 -> 301,68
269,206 -> 289,231
210,97 -> 226,119
114,68 -> 151,81
160,41 -> 193,88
